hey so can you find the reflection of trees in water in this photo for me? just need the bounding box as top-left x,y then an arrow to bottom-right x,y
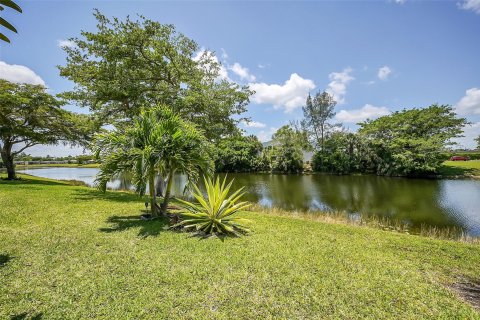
109,171 -> 467,232
225,173 -> 318,211
310,175 -> 462,230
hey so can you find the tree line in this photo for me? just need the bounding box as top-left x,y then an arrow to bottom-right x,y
214,92 -> 470,177
0,10 -> 475,217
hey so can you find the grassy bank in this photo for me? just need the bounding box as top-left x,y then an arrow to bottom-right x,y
1,175 -> 480,319
15,163 -> 100,169
439,160 -> 480,177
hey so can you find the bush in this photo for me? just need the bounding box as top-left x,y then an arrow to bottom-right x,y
172,176 -> 251,236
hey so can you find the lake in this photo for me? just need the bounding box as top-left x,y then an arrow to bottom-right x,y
18,167 -> 480,236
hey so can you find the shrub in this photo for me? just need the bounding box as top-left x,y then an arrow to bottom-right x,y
172,176 -> 251,236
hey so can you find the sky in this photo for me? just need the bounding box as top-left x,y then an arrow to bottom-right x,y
1,0 -> 480,156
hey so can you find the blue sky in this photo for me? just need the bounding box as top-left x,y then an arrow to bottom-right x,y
1,0 -> 480,156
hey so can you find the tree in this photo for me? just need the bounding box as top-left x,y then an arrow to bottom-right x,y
312,131 -> 359,174
0,0 -> 22,43
94,106 -> 213,217
358,104 -> 468,176
0,79 -> 92,179
476,135 -> 480,150
270,126 -> 306,173
301,91 -> 338,151
214,135 -> 263,172
58,10 -> 252,140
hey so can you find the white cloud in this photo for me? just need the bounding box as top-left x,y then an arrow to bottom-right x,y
257,127 -> 277,143
193,49 -> 230,81
0,61 -> 45,86
455,88 -> 480,115
377,66 -> 392,81
229,62 -> 256,82
452,122 -> 480,149
336,104 -> 391,123
57,39 -> 76,48
393,0 -> 406,4
458,0 -> 480,14
249,73 -> 316,113
220,48 -> 228,60
326,67 -> 354,104
240,120 -> 266,128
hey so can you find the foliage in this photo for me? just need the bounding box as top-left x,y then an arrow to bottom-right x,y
444,151 -> 480,160
59,10 -> 252,140
269,125 -> 306,173
2,175 -> 480,319
172,176 -> 251,236
0,0 -> 22,43
214,135 -> 263,172
358,104 -> 468,176
301,91 -> 339,150
0,79 -> 93,179
476,135 -> 480,149
312,131 -> 359,174
94,106 -> 213,216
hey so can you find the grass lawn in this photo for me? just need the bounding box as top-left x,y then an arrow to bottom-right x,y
1,175 -> 480,319
439,160 -> 480,177
15,163 -> 100,169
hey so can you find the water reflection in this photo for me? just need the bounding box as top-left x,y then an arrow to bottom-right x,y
17,168 -> 480,236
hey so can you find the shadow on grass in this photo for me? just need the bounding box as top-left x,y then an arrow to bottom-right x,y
99,215 -> 169,238
73,188 -> 143,203
0,253 -> 12,267
0,176 -> 69,187
438,165 -> 476,176
10,312 -> 43,320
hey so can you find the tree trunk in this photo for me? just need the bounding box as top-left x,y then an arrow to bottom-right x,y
160,170 -> 174,215
148,172 -> 158,217
0,142 -> 16,180
155,174 -> 165,197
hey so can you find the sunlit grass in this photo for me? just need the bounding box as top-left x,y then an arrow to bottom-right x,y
15,163 -> 100,168
439,160 -> 480,177
1,175 -> 479,319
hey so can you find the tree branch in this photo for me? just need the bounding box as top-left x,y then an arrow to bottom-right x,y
12,142 -> 39,156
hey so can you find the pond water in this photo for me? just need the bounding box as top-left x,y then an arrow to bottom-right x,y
18,167 -> 480,236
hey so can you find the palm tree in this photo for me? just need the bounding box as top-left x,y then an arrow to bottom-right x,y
94,106 -> 213,217
0,0 -> 22,43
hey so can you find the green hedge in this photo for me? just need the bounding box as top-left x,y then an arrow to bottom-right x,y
444,152 -> 480,160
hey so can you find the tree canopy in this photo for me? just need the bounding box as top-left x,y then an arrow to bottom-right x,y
301,91 -> 338,150
94,106 -> 213,216
214,135 -> 263,172
358,104 -> 467,176
0,79 -> 93,179
59,10 -> 252,140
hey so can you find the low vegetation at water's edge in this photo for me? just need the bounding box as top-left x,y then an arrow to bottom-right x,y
1,175 -> 479,319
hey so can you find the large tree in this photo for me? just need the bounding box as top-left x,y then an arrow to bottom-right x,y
58,10 -> 252,140
269,125 -> 307,173
214,135 -> 263,172
301,91 -> 338,151
0,80 -> 92,179
94,106 -> 213,216
358,104 -> 468,176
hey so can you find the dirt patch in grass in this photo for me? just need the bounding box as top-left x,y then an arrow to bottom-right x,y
450,278 -> 480,310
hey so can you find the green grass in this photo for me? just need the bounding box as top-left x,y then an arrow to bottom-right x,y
438,160 -> 480,177
15,163 -> 100,168
1,175 -> 480,319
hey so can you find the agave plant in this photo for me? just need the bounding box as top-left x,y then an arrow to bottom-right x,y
172,176 -> 251,236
